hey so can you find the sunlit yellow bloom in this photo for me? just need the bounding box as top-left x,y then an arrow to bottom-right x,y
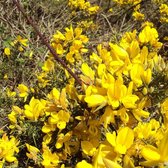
8,106 -> 23,124
43,133 -> 52,145
141,130 -> 168,166
93,143 -> 118,168
134,119 -> 163,143
52,30 -> 66,42
42,144 -> 59,168
42,122 -> 57,133
65,25 -> 74,41
4,47 -> 11,56
42,58 -> 55,72
76,160 -> 93,168
141,21 -> 154,28
106,127 -> 134,154
80,62 -> 95,84
24,97 -> 46,121
161,98 -> 168,117
107,77 -> 139,109
0,134 -> 19,163
17,84 -> 29,101
16,35 -> 28,47
85,94 -> 107,108
48,110 -> 70,130
159,4 -> 168,15
90,52 -> 102,64
138,26 -> 161,48
107,77 -> 125,108
130,64 -> 143,87
127,40 -> 140,59
110,43 -> 129,60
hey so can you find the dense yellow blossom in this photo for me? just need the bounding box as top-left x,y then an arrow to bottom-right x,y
4,1 -> 168,167
0,134 -> 19,165
4,47 -> 11,56
24,97 -> 46,121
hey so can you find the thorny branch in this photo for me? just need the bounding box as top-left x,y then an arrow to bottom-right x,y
12,0 -> 82,86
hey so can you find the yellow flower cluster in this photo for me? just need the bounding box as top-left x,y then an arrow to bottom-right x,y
159,3 -> 168,23
1,0 -> 168,167
4,23 -> 168,168
114,0 -> 142,5
0,134 -> 19,167
68,0 -> 99,15
51,25 -> 88,63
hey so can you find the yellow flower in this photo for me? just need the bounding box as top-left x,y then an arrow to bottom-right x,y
84,94 -> 107,108
42,122 -> 57,134
81,62 -> 95,83
24,97 -> 46,121
134,119 -> 163,142
37,72 -> 50,88
42,58 -> 55,72
26,143 -> 40,163
65,25 -> 74,41
47,87 -> 68,110
130,64 -> 143,87
159,4 -> 168,15
81,141 -> 97,156
93,143 -> 118,168
132,97 -> 150,121
76,160 -> 93,168
55,131 -> 72,149
141,130 -> 168,166
8,106 -> 23,124
16,35 -> 28,47
138,26 -> 161,48
107,77 -> 139,109
132,11 -> 145,20
161,98 -> 168,117
0,134 -> 19,163
4,47 -> 11,56
103,158 -> 122,168
88,6 -> 99,15
110,43 -> 129,60
17,84 -> 29,101
18,46 -> 24,52
106,127 -> 134,154
48,110 -> 70,130
107,77 -> 125,109
3,74 -> 8,80
42,144 -> 59,167
100,106 -> 115,128
52,30 -> 66,42
6,88 -> 16,98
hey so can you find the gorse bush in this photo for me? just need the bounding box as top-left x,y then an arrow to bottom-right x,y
0,0 -> 168,168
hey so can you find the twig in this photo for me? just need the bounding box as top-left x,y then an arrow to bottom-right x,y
12,0 -> 82,86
